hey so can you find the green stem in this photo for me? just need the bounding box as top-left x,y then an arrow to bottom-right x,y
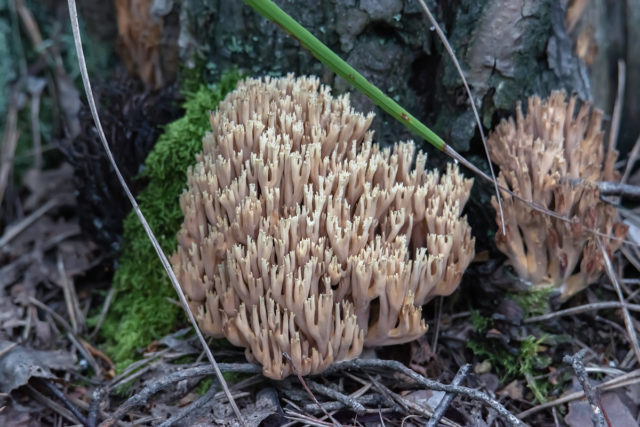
243,0 -> 446,151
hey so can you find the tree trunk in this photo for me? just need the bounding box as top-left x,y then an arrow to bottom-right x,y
174,0 -> 633,155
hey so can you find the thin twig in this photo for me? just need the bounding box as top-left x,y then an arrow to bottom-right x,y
598,236 -> 640,365
89,287 -> 115,339
329,359 -> 524,426
0,341 -> 19,358
27,384 -> 83,426
563,350 -> 605,427
518,369 -> 640,418
29,291 -> 97,378
66,332 -> 102,380
88,387 -> 105,427
605,60 -> 625,178
39,379 -> 89,427
621,134 -> 640,185
100,363 -> 260,426
57,252 -> 79,333
0,88 -> 20,206
432,296 -> 443,354
283,352 -> 340,426
29,296 -> 74,332
303,393 -> 380,415
65,1 -> 244,423
308,381 -> 366,415
28,78 -> 45,170
525,301 -> 640,323
157,385 -> 216,427
284,409 -> 334,427
575,180 -> 640,200
415,0 -> 506,235
107,351 -> 170,391
426,364 -> 470,427
0,195 -> 58,248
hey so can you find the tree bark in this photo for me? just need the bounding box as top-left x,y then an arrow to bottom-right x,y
175,0 -> 606,155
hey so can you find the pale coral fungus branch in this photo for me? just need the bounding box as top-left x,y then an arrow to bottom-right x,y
173,75 -> 475,379
486,92 -> 628,299
65,0 -> 245,424
243,0 -> 634,251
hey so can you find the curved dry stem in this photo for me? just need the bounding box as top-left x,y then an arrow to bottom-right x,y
414,0 -> 506,236
66,0 -> 244,424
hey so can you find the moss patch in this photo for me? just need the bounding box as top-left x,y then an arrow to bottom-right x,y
100,70 -> 243,370
468,308 -> 555,403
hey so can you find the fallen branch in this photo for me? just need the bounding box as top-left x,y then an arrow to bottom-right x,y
426,364 -> 470,427
99,363 -> 260,426
307,381 -> 366,415
588,180 -> 640,200
328,359 -> 525,427
284,352 -> 340,426
39,379 -> 89,427
88,387 -> 105,427
563,350 -> 605,427
525,301 -> 640,323
157,384 -> 217,427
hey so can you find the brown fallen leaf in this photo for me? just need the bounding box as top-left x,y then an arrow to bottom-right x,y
498,379 -> 524,401
565,392 -> 637,427
0,341 -> 75,394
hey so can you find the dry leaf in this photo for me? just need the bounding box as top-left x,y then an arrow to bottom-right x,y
0,341 -> 75,394
498,380 -> 524,401
565,392 -> 637,427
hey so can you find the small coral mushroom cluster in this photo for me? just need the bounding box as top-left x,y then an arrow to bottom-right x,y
488,91 -> 627,300
172,75 -> 475,379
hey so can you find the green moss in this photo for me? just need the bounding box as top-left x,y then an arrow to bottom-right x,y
470,309 -> 490,332
468,333 -> 551,403
468,308 -> 554,403
100,70 -> 243,370
195,377 -> 214,395
509,287 -> 553,318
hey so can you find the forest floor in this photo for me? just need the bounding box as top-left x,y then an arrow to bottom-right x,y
2,150 -> 640,426
2,90 -> 640,426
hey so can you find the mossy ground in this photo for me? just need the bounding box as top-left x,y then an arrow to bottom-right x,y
98,70 -> 243,370
467,288 -> 560,403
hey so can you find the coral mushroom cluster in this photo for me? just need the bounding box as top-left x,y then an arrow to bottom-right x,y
172,75 -> 474,379
488,91 -> 627,300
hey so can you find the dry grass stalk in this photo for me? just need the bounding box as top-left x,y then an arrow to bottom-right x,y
172,75 -> 475,379
66,0 -> 243,420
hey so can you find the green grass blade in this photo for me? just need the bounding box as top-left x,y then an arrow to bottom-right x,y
244,0 -> 446,151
